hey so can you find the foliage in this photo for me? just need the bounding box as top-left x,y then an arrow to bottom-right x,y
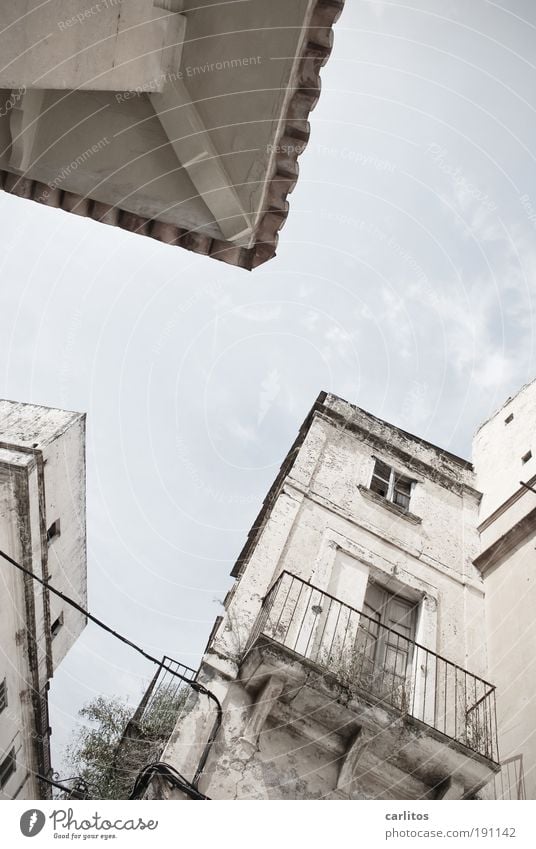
63,684 -> 188,800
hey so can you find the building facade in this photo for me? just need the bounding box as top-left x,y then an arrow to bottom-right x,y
0,400 -> 87,800
473,380 -> 536,800
149,392 -> 507,800
0,0 -> 345,269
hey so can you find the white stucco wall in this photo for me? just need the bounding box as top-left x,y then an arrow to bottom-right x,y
473,378 -> 536,799
473,378 -> 536,521
482,537 -> 536,798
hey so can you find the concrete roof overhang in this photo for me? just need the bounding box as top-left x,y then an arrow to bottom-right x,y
0,0 -> 345,269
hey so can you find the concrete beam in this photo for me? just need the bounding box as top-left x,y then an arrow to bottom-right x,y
336,728 -> 372,794
0,2 -> 185,92
240,676 -> 285,750
270,701 -> 350,757
8,89 -> 45,173
149,77 -> 253,242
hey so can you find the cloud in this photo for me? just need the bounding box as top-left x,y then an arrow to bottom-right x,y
231,304 -> 282,322
369,0 -> 387,18
225,418 -> 260,445
257,369 -> 281,425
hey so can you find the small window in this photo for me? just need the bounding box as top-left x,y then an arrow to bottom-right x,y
369,459 -> 414,511
51,613 -> 64,638
47,520 -> 61,543
505,413 -> 514,424
0,748 -> 16,789
0,679 -> 7,714
522,451 -> 532,465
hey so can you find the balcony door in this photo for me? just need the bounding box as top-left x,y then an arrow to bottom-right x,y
356,582 -> 418,708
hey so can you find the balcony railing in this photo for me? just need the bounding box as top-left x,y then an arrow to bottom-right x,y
113,656 -> 197,783
134,656 -> 197,739
248,572 -> 499,763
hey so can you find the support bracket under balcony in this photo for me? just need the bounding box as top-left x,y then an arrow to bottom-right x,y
336,728 -> 373,796
239,676 -> 286,751
435,776 -> 465,800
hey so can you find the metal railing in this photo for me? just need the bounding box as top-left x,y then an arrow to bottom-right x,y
248,572 -> 499,763
113,656 -> 197,784
133,656 -> 197,738
482,756 -> 526,800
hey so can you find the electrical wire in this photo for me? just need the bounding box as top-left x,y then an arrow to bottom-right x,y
0,547 -> 222,794
36,773 -> 91,798
130,762 -> 210,800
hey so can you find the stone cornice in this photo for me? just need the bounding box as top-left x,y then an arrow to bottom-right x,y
474,505 -> 536,575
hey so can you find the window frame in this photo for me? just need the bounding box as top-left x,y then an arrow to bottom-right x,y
0,678 -> 7,714
47,519 -> 61,543
370,458 -> 414,512
51,612 -> 64,638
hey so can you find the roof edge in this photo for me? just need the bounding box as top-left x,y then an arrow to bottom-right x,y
230,388 -> 476,580
474,375 -> 536,437
230,391 -> 327,578
0,0 -> 345,271
324,392 -> 472,470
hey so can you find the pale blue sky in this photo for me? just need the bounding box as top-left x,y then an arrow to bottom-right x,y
1,0 -> 536,767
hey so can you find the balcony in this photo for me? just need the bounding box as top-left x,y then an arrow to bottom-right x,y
112,657 -> 197,797
240,572 -> 499,799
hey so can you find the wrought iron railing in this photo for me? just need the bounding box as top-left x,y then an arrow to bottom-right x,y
133,656 -> 197,738
112,656 -> 197,789
482,755 -> 526,800
248,572 -> 499,763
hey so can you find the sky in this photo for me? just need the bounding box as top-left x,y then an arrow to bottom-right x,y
2,0 -> 536,769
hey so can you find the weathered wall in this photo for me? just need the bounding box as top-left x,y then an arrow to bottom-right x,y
41,416 -> 87,670
0,461 -> 36,800
0,400 -> 87,799
160,395 -> 489,800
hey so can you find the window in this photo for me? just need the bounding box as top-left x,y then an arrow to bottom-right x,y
47,519 -> 61,543
0,748 -> 16,789
51,613 -> 64,638
0,679 -> 7,714
522,451 -> 532,465
370,459 -> 414,511
505,413 -> 514,424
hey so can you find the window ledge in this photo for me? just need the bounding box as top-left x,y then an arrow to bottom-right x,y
358,485 -> 422,525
